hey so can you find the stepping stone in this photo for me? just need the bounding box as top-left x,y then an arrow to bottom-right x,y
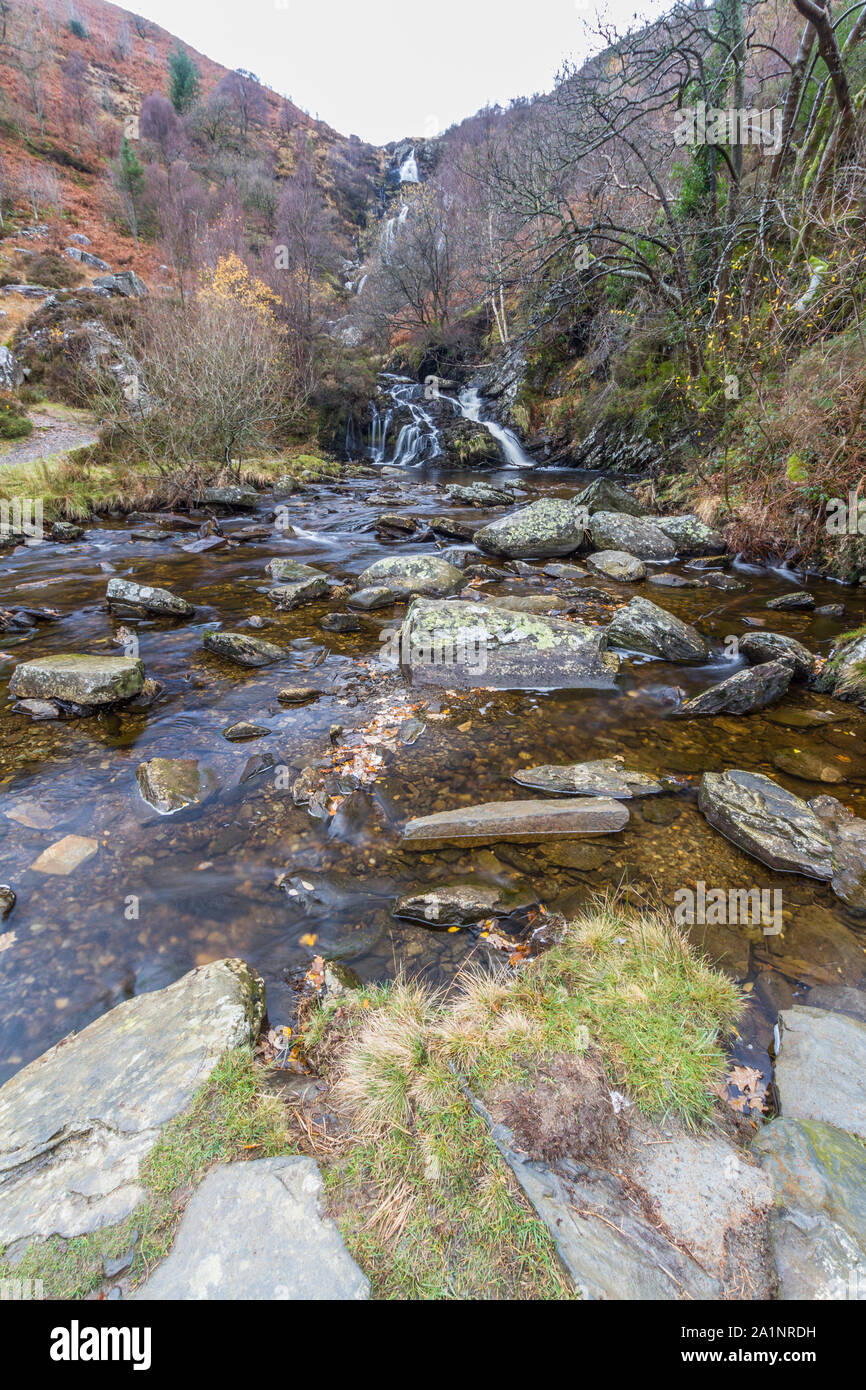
107,578 -> 194,618
29,835 -> 98,876
402,798 -> 629,847
9,655 -> 144,706
132,1157 -> 368,1301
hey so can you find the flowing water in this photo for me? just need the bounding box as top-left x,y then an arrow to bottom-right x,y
1,422 -> 865,1088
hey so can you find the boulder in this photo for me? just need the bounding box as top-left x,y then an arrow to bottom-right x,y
446,482 -> 514,507
698,770 -> 834,878
65,246 -> 110,271
355,554 -> 464,599
677,660 -> 794,716
136,758 -> 218,814
474,497 -> 588,559
654,514 -> 727,556
402,797 -> 629,847
774,1007 -> 866,1140
132,1157 -> 368,1301
393,880 -> 539,926
767,589 -> 815,611
202,485 -> 259,510
92,270 -> 148,298
574,477 -> 645,516
754,1116 -> 866,1300
347,585 -> 396,610
266,559 -> 329,608
588,512 -> 676,561
0,345 -> 24,390
0,960 -> 264,1248
9,654 -> 144,706
586,550 -> 646,582
815,629 -> 866,706
740,632 -> 816,682
398,598 -> 619,690
512,757 -> 662,798
607,596 -> 709,663
50,521 -> 84,543
107,578 -> 194,619
202,631 -> 284,667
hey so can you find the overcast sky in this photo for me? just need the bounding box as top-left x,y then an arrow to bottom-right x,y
131,0 -> 666,145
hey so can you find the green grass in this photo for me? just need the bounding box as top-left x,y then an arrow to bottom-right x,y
0,1049 -> 293,1299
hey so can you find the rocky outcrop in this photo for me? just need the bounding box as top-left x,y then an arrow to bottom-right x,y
398,598 -> 620,689
588,512 -> 676,561
677,660 -> 794,716
93,271 -> 148,298
402,798 -> 629,847
474,498 -> 588,559
9,654 -> 145,706
0,345 -> 24,390
356,554 -> 464,599
132,1157 -> 369,1301
0,960 -> 264,1250
607,596 -> 709,663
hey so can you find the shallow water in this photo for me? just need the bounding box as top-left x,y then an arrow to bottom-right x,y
1,463 -> 864,1086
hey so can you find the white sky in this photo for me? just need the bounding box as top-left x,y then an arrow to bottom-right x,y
130,0 -> 667,145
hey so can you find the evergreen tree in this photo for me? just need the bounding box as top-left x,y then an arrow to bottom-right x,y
168,45 -> 200,114
112,137 -> 145,246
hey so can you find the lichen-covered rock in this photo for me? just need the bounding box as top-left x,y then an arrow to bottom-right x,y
92,270 -> 148,298
588,513 -> 676,561
677,660 -> 794,717
9,655 -> 144,706
474,497 -> 588,559
574,477 -> 645,516
607,596 -> 709,663
347,585 -> 396,610
265,559 -> 329,608
814,628 -> 866,706
398,597 -> 619,689
202,485 -> 260,509
513,757 -> 662,798
355,554 -> 465,599
740,632 -> 816,682
393,880 -> 539,926
698,769 -> 834,878
654,514 -> 727,556
586,550 -> 646,582
767,589 -> 815,611
136,758 -> 218,814
0,959 -> 264,1248
107,578 -> 194,618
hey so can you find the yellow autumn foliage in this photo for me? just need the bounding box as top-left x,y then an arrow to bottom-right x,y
199,253 -> 281,330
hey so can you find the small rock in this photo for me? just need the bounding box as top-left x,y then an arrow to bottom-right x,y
677,660 -> 793,717
136,759 -> 217,814
586,550 -> 646,582
29,835 -> 98,876
320,613 -> 361,633
767,589 -> 815,611
347,586 -> 396,611
0,886 -> 16,919
202,631 -> 284,667
277,686 -> 320,705
222,723 -> 270,742
107,578 -> 194,619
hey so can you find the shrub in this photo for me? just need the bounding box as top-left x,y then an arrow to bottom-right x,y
0,392 -> 32,440
68,18 -> 88,38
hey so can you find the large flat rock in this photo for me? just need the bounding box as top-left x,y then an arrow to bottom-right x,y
9,655 -> 145,706
402,797 -> 629,847
132,1157 -> 369,1301
398,598 -> 619,690
775,1006 -> 866,1139
0,960 -> 264,1249
754,1117 -> 866,1300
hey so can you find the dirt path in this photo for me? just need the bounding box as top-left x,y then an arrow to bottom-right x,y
0,405 -> 99,469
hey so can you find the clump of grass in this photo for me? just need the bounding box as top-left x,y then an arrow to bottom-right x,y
0,1048 -> 293,1299
306,894 -> 741,1297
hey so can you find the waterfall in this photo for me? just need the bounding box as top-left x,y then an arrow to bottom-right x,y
458,387 -> 534,469
398,148 -> 419,183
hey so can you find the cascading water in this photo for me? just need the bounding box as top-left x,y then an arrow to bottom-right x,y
398,148 -> 419,183
457,387 -> 534,469
364,376 -> 534,471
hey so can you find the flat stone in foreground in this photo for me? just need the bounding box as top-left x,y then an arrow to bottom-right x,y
9,655 -> 145,706
402,797 -> 629,847
0,960 -> 265,1249
133,1157 -> 369,1301
775,1007 -> 866,1140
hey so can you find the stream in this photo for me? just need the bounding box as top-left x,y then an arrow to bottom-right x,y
1,398 -> 865,1089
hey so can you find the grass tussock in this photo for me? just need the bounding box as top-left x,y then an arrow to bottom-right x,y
0,1048 -> 293,1300
304,893 -> 742,1299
